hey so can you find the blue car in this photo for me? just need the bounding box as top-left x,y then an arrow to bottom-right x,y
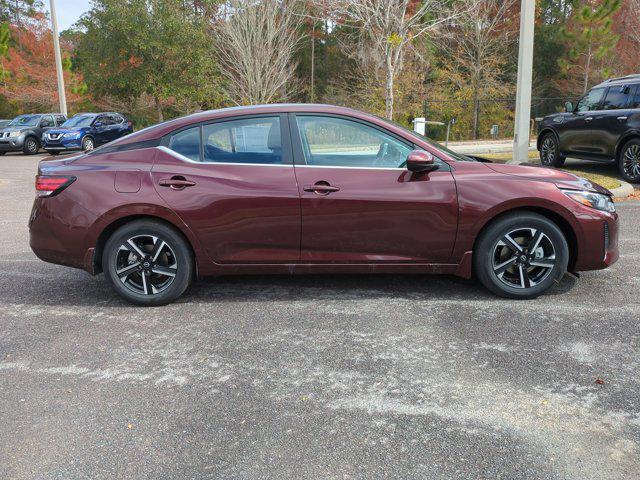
43,112 -> 133,155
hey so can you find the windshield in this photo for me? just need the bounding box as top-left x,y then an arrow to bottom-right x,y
379,116 -> 477,162
8,114 -> 42,127
62,115 -> 95,128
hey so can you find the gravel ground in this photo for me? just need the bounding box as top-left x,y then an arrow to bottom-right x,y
1,153 -> 639,480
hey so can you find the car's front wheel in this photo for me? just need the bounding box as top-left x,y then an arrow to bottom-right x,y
619,139 -> 640,183
22,136 -> 40,155
539,133 -> 565,167
474,212 -> 569,299
103,220 -> 193,306
82,136 -> 95,152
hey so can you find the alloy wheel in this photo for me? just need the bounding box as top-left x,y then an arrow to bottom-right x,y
623,144 -> 640,180
492,228 -> 557,289
541,137 -> 556,166
114,234 -> 177,296
83,138 -> 94,151
26,138 -> 38,153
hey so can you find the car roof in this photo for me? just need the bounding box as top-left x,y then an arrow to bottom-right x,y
594,74 -> 640,89
113,104 -> 393,146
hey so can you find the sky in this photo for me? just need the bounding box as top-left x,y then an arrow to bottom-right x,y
44,0 -> 92,31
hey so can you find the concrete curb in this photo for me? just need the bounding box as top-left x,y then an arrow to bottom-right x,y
610,180 -> 635,199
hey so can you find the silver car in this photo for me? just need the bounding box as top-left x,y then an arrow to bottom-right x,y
0,113 -> 66,155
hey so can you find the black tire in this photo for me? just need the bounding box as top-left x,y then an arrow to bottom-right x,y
618,138 -> 640,183
0,151 -> 5,156
22,136 -> 40,155
474,212 -> 569,299
102,220 -> 193,306
539,133 -> 565,167
81,136 -> 95,152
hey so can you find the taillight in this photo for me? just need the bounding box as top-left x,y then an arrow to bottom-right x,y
35,175 -> 76,197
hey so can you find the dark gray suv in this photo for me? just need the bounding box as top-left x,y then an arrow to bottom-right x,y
0,113 -> 66,155
537,74 -> 640,183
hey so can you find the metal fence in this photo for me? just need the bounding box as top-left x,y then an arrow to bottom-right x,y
422,97 -> 578,142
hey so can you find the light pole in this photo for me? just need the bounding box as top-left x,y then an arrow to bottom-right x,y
49,0 -> 67,116
510,0 -> 536,164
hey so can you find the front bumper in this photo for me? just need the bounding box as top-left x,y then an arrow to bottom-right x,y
573,209 -> 619,272
0,136 -> 26,151
43,137 -> 83,152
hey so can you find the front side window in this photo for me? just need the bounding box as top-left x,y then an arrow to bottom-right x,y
168,126 -> 201,162
576,88 -> 605,112
295,116 -> 412,168
629,85 -> 640,109
40,115 -> 54,127
602,86 -> 631,110
203,117 -> 282,164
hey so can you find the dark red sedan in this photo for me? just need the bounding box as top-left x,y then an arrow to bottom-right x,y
29,104 -> 619,305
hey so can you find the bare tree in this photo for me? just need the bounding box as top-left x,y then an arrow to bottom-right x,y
215,0 -> 304,105
325,0 -> 466,120
439,0 -> 517,139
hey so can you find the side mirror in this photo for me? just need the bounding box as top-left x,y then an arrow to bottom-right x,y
564,101 -> 574,113
407,149 -> 436,173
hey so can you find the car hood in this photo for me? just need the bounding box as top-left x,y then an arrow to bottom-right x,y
0,127 -> 29,134
47,127 -> 86,135
484,163 -> 612,196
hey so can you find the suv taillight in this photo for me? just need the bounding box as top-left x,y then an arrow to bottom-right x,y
35,175 -> 76,197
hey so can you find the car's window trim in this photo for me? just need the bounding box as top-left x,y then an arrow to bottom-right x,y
287,112 -> 450,171
161,113 -> 294,166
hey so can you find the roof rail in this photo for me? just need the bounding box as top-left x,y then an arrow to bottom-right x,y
606,74 -> 640,83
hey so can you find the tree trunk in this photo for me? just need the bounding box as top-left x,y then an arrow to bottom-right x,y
310,22 -> 315,102
154,95 -> 164,122
385,71 -> 394,120
583,43 -> 592,94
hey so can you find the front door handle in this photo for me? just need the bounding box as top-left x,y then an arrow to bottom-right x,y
585,117 -> 593,122
159,177 -> 196,190
303,182 -> 340,195
617,116 -> 628,121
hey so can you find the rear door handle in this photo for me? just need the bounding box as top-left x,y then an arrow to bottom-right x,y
159,177 -> 196,190
303,183 -> 340,195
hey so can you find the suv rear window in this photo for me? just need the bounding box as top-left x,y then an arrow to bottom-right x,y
576,87 -> 605,112
602,86 -> 631,110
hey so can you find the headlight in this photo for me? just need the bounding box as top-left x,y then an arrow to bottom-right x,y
8,131 -> 22,138
63,132 -> 81,138
560,188 -> 615,213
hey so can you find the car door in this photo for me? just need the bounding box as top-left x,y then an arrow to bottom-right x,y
151,114 -> 301,263
590,84 -> 635,157
290,114 -> 458,264
92,115 -> 110,144
559,87 -> 605,155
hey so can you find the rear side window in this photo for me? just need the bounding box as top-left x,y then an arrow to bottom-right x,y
202,117 -> 282,164
602,86 -> 631,110
169,126 -> 201,162
576,88 -> 605,112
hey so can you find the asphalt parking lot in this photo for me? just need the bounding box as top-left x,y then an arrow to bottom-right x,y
1,153 -> 639,480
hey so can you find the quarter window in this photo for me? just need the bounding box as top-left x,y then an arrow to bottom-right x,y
602,86 -> 631,110
295,116 -> 412,168
203,117 -> 282,164
169,126 -> 201,162
576,88 -> 605,112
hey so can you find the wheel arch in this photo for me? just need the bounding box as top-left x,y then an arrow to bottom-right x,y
91,213 -> 199,276
614,131 -> 640,160
537,128 -> 560,151
472,206 -> 579,272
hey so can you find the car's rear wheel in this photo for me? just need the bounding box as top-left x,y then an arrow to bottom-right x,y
82,136 -> 95,152
23,136 -> 40,155
474,212 -> 569,299
103,220 -> 193,306
539,133 -> 565,167
619,139 -> 640,183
